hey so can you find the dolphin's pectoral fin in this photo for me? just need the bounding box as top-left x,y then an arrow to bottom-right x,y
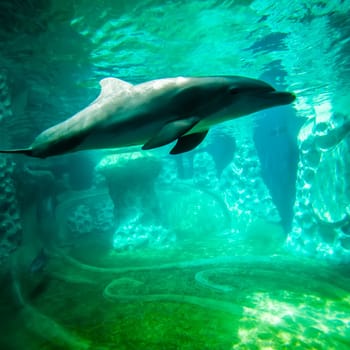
170,130 -> 209,154
142,116 -> 200,150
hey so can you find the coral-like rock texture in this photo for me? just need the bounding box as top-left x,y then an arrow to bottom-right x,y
219,139 -> 280,234
0,73 -> 12,149
0,74 -> 22,264
65,194 -> 115,237
96,151 -> 172,250
287,112 -> 350,261
96,151 -> 162,223
0,157 -> 22,265
67,204 -> 94,236
159,133 -> 280,238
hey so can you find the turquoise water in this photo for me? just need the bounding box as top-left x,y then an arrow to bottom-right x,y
1,0 -> 350,349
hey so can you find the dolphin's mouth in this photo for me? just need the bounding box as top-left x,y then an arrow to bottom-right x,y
262,90 -> 296,105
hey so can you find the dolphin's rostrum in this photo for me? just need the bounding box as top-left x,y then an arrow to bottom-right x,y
0,76 -> 296,158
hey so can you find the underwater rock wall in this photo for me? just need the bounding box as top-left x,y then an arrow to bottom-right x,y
52,136 -> 279,250
219,139 -> 280,233
96,152 -> 175,250
157,135 -> 280,236
0,73 -> 11,149
287,111 -> 350,261
91,143 -> 279,248
0,74 -> 22,265
0,72 -> 36,148
0,157 -> 22,265
67,200 -> 115,236
193,152 -> 219,189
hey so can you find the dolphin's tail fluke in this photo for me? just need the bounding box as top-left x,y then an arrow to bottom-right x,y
0,147 -> 33,156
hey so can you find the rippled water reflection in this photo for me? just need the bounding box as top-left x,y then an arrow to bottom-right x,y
1,0 -> 349,122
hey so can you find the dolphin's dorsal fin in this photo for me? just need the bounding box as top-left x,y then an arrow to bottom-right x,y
100,77 -> 133,92
94,77 -> 133,103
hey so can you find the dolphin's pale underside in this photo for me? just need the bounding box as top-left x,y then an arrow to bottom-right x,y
0,76 -> 296,158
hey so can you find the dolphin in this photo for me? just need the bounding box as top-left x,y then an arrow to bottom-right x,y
0,76 -> 295,158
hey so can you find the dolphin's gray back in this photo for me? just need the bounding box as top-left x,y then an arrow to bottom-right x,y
29,76 -> 271,156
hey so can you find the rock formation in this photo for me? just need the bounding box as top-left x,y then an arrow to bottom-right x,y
287,113 -> 350,261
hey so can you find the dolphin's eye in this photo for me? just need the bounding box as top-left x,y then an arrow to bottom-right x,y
229,87 -> 240,95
